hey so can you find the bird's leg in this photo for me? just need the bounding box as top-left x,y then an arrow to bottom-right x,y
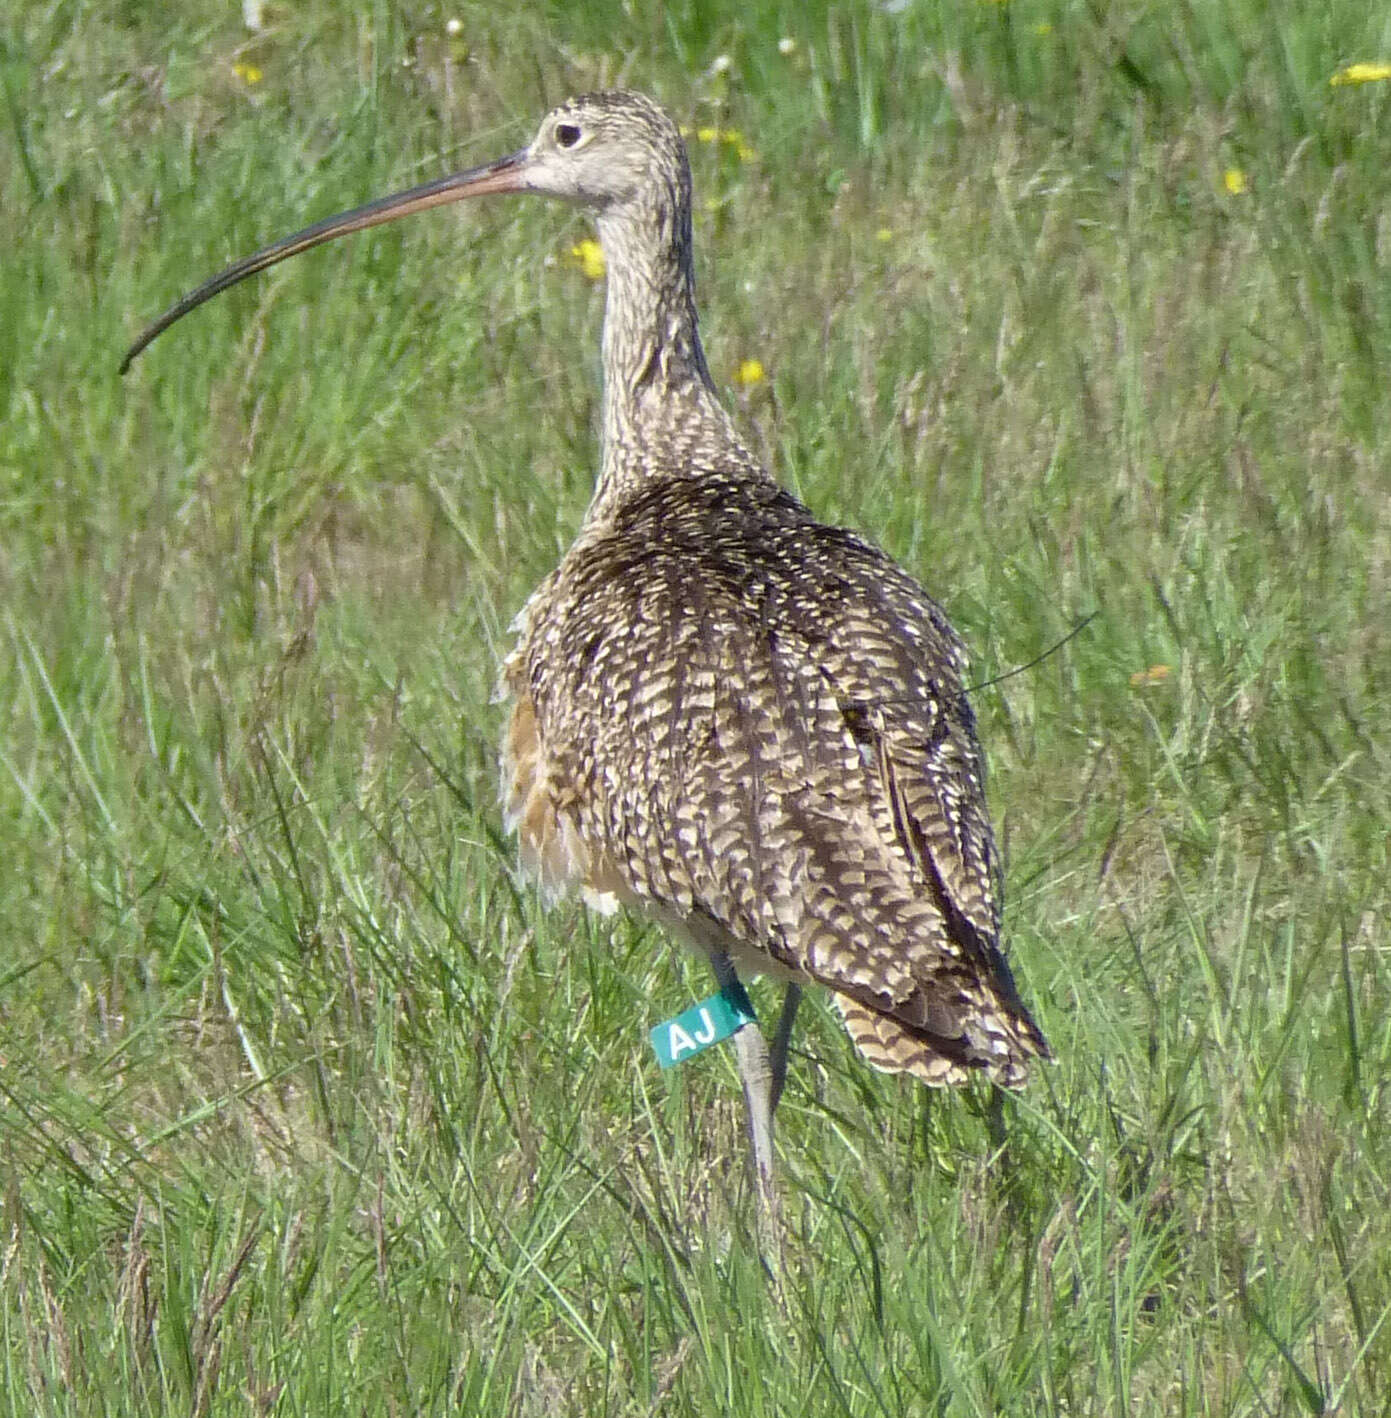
707,952 -> 778,1205
732,1021 -> 777,1201
767,983 -> 802,1116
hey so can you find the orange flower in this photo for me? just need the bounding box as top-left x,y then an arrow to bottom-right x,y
1128,665 -> 1171,688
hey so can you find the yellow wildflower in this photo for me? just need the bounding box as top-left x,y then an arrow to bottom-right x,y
734,358 -> 765,387
875,227 -> 894,242
1222,167 -> 1248,195
232,61 -> 263,85
1330,62 -> 1391,86
1034,23 -> 1053,36
567,239 -> 606,281
1128,664 -> 1171,688
687,126 -> 756,163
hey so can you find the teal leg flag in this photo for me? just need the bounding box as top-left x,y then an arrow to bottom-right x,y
650,984 -> 757,1069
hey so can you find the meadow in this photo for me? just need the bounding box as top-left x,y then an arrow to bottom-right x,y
2,1 -> 1389,1412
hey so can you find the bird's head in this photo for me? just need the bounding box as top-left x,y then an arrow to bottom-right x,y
518,91 -> 688,213
120,91 -> 689,371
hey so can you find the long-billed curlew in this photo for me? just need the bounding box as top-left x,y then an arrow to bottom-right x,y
123,91 -> 1051,1199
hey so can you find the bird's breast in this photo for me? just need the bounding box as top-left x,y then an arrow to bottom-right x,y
499,675 -> 630,916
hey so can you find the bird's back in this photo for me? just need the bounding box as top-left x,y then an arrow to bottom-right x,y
501,462 -> 1050,1087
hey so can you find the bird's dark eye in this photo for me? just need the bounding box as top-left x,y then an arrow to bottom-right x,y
555,122 -> 583,149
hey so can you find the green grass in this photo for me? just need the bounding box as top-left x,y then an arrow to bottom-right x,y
4,1 -> 1390,1412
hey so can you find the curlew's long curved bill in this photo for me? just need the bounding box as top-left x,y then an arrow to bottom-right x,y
120,148 -> 531,374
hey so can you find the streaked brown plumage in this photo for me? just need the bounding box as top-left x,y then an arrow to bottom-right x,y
121,90 -> 1050,1193
501,417 -> 1047,1087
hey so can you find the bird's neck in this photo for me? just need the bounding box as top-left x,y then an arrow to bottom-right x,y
587,202 -> 752,522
